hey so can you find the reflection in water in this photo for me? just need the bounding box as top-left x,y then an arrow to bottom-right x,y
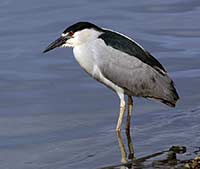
116,131 -> 128,164
99,130 -> 200,169
125,130 -> 134,161
116,130 -> 134,164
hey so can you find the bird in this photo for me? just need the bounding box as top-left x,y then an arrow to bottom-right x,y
43,21 -> 179,131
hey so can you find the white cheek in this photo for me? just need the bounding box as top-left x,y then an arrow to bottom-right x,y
68,38 -> 75,44
68,37 -> 81,46
61,39 -> 75,48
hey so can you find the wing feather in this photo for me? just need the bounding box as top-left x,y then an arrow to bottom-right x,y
99,30 -> 166,74
94,38 -> 179,105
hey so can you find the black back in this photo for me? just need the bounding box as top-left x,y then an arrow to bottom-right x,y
63,22 -> 103,34
99,30 -> 166,74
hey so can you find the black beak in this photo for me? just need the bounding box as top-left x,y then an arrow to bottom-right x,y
43,36 -> 68,53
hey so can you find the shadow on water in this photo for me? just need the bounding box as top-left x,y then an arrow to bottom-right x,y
99,130 -> 200,169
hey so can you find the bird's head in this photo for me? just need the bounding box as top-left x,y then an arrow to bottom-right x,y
43,22 -> 103,53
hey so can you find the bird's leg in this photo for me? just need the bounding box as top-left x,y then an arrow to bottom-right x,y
126,96 -> 133,131
116,94 -> 126,131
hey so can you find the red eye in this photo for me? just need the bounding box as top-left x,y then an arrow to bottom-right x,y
69,31 -> 74,36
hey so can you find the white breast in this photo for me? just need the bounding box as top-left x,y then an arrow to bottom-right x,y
73,42 -> 96,76
73,40 -> 125,95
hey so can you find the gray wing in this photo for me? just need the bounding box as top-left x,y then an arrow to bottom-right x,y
99,30 -> 166,74
94,38 -> 179,106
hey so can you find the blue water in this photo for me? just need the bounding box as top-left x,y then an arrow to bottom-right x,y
0,0 -> 200,168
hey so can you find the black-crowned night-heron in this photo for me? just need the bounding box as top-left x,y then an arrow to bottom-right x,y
43,22 -> 179,131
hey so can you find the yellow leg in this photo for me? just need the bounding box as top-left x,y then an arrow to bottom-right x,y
116,99 -> 126,131
126,96 -> 133,131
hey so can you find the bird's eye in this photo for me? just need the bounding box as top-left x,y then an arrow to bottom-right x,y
69,31 -> 74,36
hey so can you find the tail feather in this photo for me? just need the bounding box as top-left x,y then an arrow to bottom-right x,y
148,73 -> 179,107
161,99 -> 176,107
159,80 -> 179,107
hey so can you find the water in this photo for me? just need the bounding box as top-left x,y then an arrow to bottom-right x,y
0,0 -> 200,168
